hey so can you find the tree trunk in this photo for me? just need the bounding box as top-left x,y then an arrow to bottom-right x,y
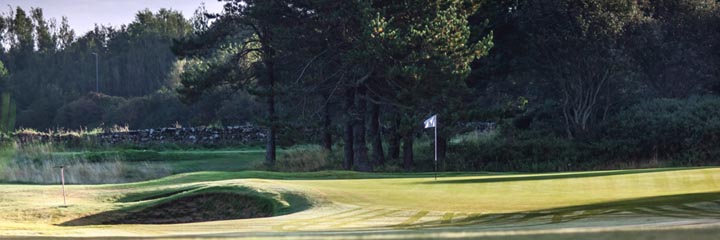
322,97 -> 332,151
353,87 -> 370,171
402,129 -> 414,170
388,113 -> 401,160
370,103 -> 385,166
265,60 -> 276,167
343,88 -> 354,170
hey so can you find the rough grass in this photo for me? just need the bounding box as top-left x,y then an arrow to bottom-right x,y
69,149 -> 266,173
0,146 -> 265,184
276,145 -> 331,172
0,143 -> 172,184
0,167 -> 719,239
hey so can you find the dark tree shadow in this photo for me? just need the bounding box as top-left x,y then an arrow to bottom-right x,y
395,191 -> 720,229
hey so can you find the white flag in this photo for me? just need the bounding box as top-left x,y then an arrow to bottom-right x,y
423,114 -> 437,128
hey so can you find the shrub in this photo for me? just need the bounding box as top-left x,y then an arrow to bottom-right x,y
216,90 -> 262,125
446,132 -> 582,172
54,92 -> 126,129
103,89 -> 193,129
600,96 -> 720,165
276,145 -> 331,172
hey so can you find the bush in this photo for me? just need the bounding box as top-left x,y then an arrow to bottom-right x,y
54,92 -> 126,129
439,96 -> 720,172
103,89 -> 194,129
276,145 -> 331,172
600,96 -> 720,165
216,90 -> 262,125
446,131 -> 582,172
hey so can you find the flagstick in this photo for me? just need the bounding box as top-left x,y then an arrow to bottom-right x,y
60,166 -> 66,207
434,117 -> 438,181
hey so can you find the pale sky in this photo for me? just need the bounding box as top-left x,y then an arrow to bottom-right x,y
0,0 -> 225,35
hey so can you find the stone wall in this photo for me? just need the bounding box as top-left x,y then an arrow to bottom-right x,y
14,125 -> 266,147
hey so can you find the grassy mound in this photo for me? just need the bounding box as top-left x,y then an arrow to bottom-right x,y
62,186 -> 310,226
107,192 -> 274,224
116,186 -> 200,203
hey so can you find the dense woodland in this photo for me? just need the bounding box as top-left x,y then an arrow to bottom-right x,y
1,0 -> 720,172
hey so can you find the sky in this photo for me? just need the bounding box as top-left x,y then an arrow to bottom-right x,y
0,0 -> 224,35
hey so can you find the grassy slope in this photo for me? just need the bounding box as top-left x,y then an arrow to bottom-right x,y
288,167 -> 720,212
156,149 -> 265,172
117,167 -> 719,212
0,167 -> 719,239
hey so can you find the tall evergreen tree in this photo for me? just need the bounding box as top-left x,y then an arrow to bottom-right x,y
31,8 -> 56,53
174,0 -> 300,167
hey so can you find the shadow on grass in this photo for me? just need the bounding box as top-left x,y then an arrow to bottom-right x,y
397,191 -> 720,229
420,167 -> 701,185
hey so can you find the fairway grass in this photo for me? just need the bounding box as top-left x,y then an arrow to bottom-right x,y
0,167 -> 719,239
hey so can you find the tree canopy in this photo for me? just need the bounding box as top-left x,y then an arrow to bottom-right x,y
2,0 -> 720,171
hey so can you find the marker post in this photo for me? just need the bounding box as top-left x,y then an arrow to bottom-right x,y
55,166 -> 66,207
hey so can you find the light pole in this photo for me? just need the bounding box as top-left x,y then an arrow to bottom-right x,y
92,52 -> 99,92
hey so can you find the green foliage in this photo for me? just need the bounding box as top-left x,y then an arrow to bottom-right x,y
11,7 -> 34,54
54,92 -> 125,129
601,96 -> 720,164
437,96 -> 720,172
1,7 -> 194,130
446,133 -> 582,172
1,1 -> 720,173
276,145 -> 333,172
30,8 -> 55,53
0,92 -> 16,133
0,62 -> 13,134
102,89 -> 194,129
627,1 -> 720,98
0,60 -> 8,89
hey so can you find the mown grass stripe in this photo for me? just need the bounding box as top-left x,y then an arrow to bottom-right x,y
271,207 -> 364,231
394,210 -> 429,228
330,209 -> 402,228
446,212 -> 499,227
631,207 -> 688,218
674,204 -> 720,217
291,208 -> 385,229
454,213 -> 481,223
471,213 -> 516,225
440,212 -> 454,224
561,209 -> 607,222
648,206 -> 696,217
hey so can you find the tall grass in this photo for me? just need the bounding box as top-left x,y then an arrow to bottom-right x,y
276,145 -> 334,172
0,142 -> 171,184
15,126 -> 105,137
450,129 -> 500,145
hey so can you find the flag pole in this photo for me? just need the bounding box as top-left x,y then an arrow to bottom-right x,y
434,116 -> 438,181
60,166 -> 66,207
